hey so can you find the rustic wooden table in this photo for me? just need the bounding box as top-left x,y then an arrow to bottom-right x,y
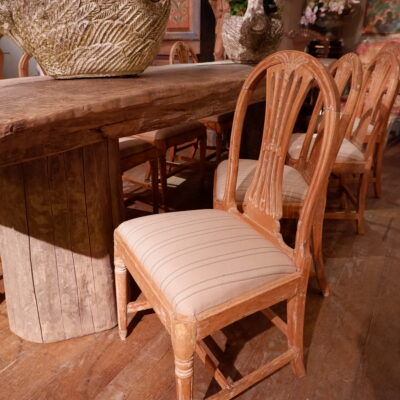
0,62 -> 263,343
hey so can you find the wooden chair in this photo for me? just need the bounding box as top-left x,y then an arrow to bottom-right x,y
367,41 -> 400,198
323,50 -> 400,233
114,50 -> 340,400
286,28 -> 329,56
214,53 -> 362,295
134,122 -> 207,209
119,137 -> 160,214
169,41 -> 199,64
169,41 -> 233,165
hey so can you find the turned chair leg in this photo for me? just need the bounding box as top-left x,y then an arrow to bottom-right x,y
149,158 -> 159,214
287,293 -> 306,377
171,322 -> 196,400
115,259 -> 128,340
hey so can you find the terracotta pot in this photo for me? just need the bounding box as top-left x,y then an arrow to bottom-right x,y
0,0 -> 171,79
222,0 -> 283,64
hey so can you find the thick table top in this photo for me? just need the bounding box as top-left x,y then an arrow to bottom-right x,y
0,62 -> 262,168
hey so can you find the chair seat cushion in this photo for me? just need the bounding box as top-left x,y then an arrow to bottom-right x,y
200,112 -> 234,123
119,137 -> 155,158
215,160 -> 309,204
288,133 -> 365,163
137,121 -> 206,142
116,209 -> 296,317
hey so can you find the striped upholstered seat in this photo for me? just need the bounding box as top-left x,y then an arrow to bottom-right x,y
288,133 -> 365,163
215,161 -> 309,204
116,209 -> 296,316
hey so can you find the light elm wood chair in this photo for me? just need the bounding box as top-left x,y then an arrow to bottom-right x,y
323,50 -> 400,234
134,123 -> 207,209
169,41 -> 233,165
119,137 -> 160,214
214,53 -> 363,295
114,51 -> 340,400
367,41 -> 400,198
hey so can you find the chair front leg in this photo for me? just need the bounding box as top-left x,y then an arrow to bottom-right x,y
287,291 -> 307,377
171,321 -> 197,400
115,258 -> 128,340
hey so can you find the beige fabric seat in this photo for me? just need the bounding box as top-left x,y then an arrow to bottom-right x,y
116,209 -> 296,316
139,121 -> 205,142
215,160 -> 309,204
288,133 -> 365,163
119,137 -> 155,158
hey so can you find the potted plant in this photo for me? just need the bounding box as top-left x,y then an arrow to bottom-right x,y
222,0 -> 283,64
300,0 -> 360,38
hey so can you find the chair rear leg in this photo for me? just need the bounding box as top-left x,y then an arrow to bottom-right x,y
357,172 -> 369,235
312,219 -> 329,296
373,141 -> 384,198
149,158 -> 159,214
158,154 -> 168,211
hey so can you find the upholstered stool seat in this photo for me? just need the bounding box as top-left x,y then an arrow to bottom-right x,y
115,209 -> 296,316
288,133 -> 365,163
215,161 -> 309,204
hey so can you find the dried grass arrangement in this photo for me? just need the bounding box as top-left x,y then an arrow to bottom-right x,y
0,0 -> 171,79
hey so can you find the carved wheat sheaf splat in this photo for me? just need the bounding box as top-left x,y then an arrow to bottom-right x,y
244,54 -> 314,220
0,0 -> 171,78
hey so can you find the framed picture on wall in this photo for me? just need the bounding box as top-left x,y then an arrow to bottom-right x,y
363,0 -> 400,34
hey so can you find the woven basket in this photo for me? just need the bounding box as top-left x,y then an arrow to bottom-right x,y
0,0 -> 171,79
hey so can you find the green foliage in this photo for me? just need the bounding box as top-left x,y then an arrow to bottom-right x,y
229,0 -> 279,16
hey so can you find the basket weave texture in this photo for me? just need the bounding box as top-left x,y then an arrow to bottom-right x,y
0,0 -> 171,79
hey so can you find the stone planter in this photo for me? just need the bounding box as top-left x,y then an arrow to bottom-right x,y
222,0 -> 283,64
0,0 -> 171,79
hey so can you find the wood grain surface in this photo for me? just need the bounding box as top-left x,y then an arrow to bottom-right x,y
0,63 -> 262,168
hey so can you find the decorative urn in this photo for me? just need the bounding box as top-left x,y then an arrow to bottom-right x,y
222,0 -> 283,64
0,0 -> 171,79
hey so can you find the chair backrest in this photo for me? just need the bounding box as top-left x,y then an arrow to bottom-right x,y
347,51 -> 399,159
18,53 -> 46,77
285,29 -> 329,56
18,53 -> 31,77
296,53 -> 363,173
169,41 -> 199,65
222,51 -> 340,263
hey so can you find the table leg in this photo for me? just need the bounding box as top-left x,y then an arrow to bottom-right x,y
0,139 -> 122,343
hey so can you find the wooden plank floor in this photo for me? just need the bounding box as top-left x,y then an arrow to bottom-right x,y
0,145 -> 399,400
